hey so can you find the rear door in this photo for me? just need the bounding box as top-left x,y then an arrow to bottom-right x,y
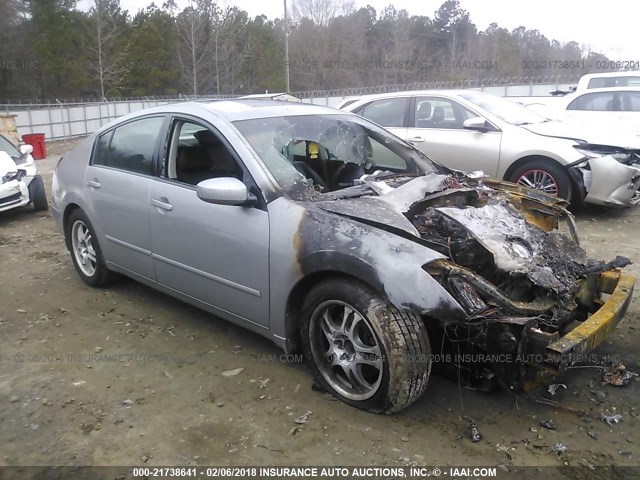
406,96 -> 503,176
353,97 -> 410,141
619,91 -> 640,133
565,91 -> 619,124
84,115 -> 166,280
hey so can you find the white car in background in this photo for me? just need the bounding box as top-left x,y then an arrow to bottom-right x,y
0,133 -> 48,213
341,90 -> 640,207
552,87 -> 640,136
576,71 -> 640,91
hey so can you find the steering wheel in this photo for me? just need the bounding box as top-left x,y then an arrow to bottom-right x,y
293,161 -> 329,191
331,163 -> 365,189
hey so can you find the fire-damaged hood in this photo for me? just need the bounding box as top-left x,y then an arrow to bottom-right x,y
313,173 -> 630,311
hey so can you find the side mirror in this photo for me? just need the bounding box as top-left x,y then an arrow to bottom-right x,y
463,117 -> 488,132
196,177 -> 256,206
20,144 -> 33,156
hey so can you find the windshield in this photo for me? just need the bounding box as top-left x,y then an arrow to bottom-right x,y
460,92 -> 548,126
234,114 -> 441,199
0,135 -> 21,159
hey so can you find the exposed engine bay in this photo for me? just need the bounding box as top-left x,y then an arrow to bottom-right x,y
316,170 -> 633,392
404,174 -> 631,391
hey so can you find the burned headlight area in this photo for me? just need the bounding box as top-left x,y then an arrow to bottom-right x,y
413,199 -> 630,392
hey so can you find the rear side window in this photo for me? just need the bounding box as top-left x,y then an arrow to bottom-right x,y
567,92 -> 617,111
93,116 -> 165,174
358,98 -> 408,127
588,76 -> 640,88
622,92 -> 640,112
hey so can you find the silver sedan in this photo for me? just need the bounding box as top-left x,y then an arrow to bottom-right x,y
52,101 -> 635,412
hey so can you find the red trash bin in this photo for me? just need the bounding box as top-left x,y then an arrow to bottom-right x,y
21,133 -> 46,160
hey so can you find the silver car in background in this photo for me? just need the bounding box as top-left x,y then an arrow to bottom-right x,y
341,90 -> 640,206
51,100 -> 635,413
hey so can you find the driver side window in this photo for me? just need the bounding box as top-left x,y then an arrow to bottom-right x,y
166,120 -> 243,186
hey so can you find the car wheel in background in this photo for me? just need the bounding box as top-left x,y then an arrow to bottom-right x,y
66,209 -> 119,287
300,278 -> 431,413
509,159 -> 572,201
29,175 -> 48,211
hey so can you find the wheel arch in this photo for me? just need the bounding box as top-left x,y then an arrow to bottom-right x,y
62,203 -> 82,249
503,154 -> 564,182
283,262 -> 387,353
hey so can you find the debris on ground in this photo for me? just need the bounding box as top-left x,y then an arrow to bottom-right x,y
547,384 -> 567,396
602,363 -> 637,387
467,418 -> 483,442
221,368 -> 244,377
552,443 -> 567,455
258,377 -> 270,390
540,419 -> 557,430
294,411 -> 312,424
601,414 -> 623,426
587,431 -> 598,440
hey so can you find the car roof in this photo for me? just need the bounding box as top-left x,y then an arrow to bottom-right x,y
560,86 -> 640,102
572,86 -> 640,93
199,99 -> 336,120
96,100 -> 344,131
341,89 -> 484,107
579,71 -> 640,79
353,89 -> 479,99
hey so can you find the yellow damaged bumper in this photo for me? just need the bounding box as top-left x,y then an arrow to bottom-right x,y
545,270 -> 635,371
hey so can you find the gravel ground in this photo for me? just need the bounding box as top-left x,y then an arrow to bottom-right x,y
1,140 -> 639,475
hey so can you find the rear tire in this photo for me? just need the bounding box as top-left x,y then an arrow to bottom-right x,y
30,175 -> 48,211
66,209 -> 119,287
508,159 -> 572,201
300,278 -> 431,413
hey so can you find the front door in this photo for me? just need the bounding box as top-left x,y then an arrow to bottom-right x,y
149,118 -> 270,327
406,96 -> 503,177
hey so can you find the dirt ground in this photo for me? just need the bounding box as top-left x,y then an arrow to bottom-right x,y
1,140 -> 639,475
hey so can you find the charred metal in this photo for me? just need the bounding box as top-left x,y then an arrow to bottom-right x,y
294,171 -> 634,392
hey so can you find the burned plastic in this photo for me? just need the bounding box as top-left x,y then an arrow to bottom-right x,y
295,170 -> 634,393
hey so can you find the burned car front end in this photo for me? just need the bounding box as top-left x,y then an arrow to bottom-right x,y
234,110 -> 635,405
308,171 -> 635,392
407,178 -> 635,391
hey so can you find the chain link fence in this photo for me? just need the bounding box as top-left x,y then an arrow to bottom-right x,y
0,75 -> 580,142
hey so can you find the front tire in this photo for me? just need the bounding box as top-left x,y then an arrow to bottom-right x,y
66,209 -> 119,287
300,278 -> 431,413
508,159 -> 572,201
29,175 -> 48,211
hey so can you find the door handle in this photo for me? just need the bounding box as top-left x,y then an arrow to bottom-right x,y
408,136 -> 425,143
87,180 -> 101,188
151,198 -> 173,211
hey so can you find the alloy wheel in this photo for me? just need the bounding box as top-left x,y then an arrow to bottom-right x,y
309,300 -> 383,401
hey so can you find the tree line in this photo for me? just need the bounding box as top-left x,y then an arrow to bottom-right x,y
0,0 -> 610,100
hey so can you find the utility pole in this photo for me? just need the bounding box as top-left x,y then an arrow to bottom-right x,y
284,0 -> 290,93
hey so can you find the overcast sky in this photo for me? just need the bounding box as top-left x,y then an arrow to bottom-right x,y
95,0 -> 639,60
